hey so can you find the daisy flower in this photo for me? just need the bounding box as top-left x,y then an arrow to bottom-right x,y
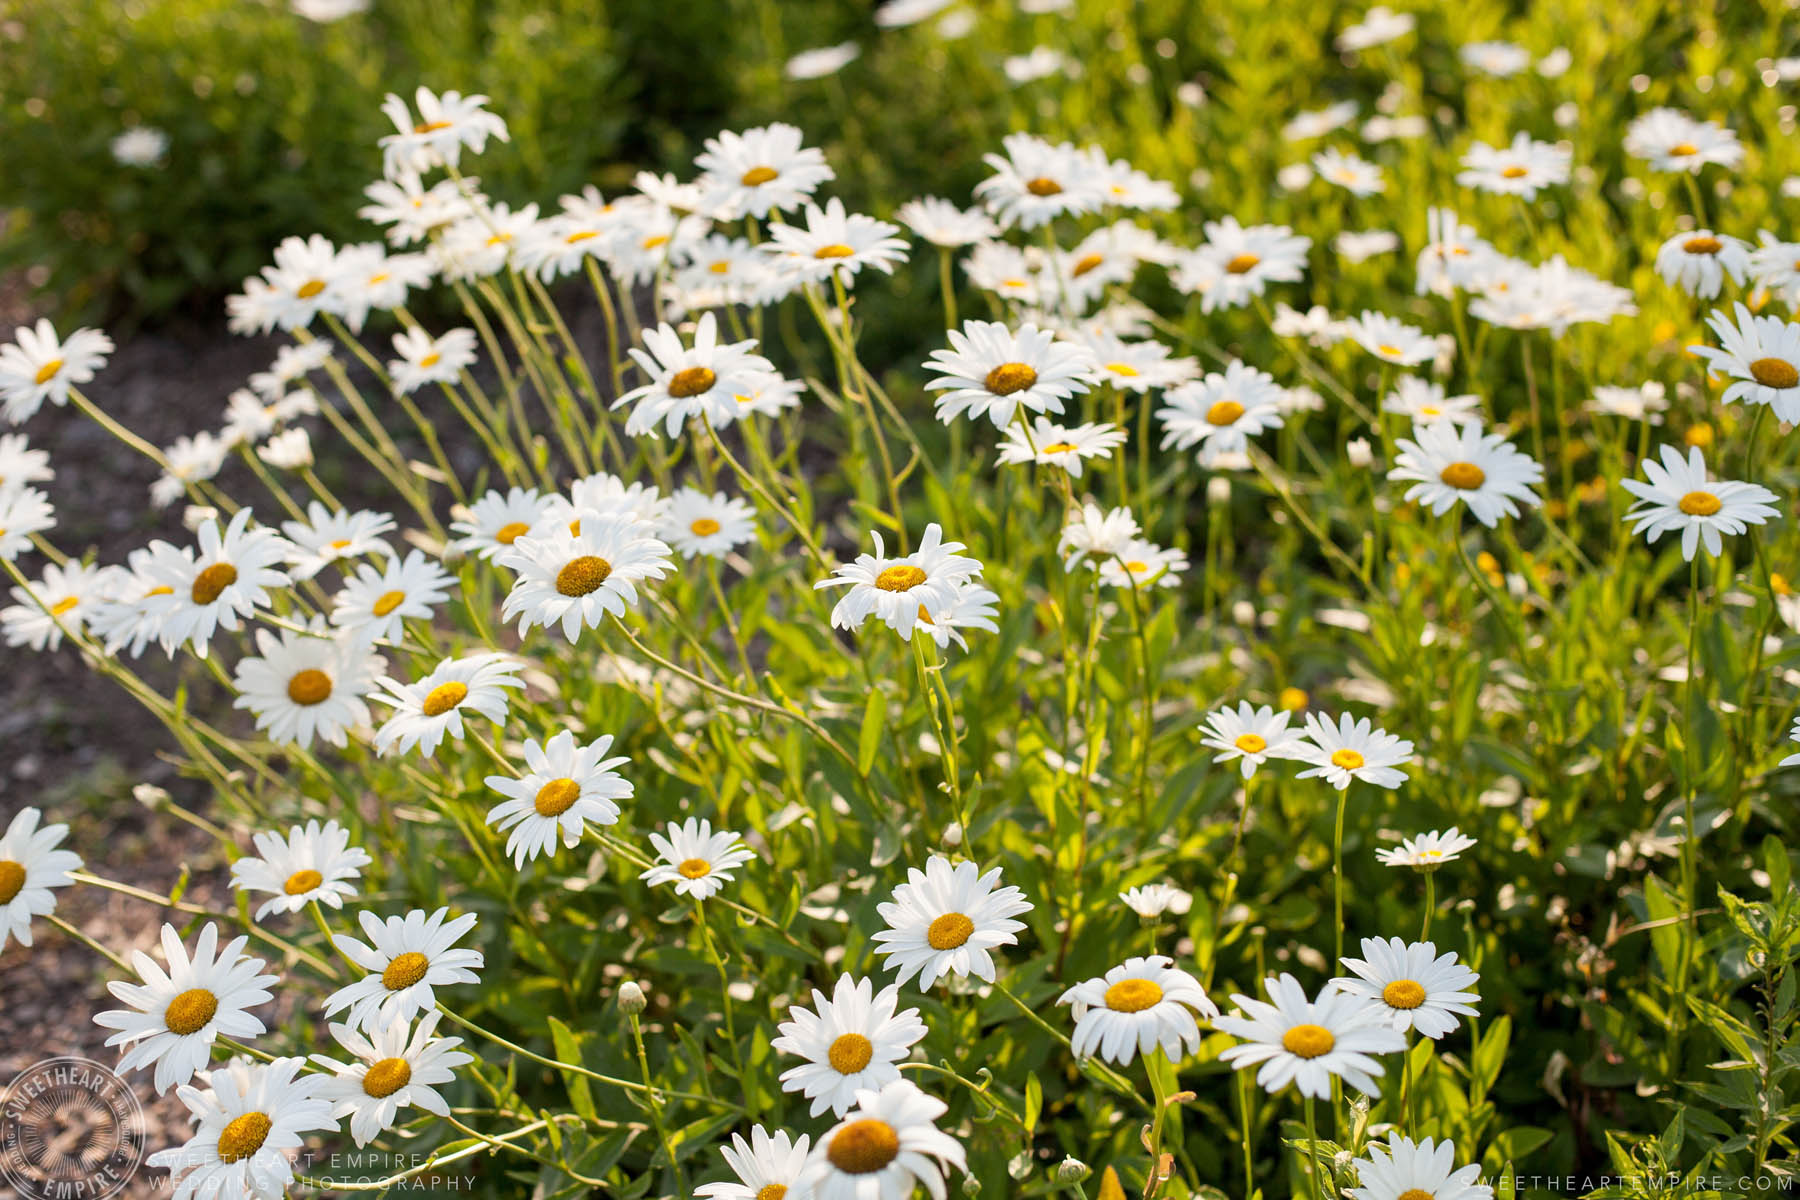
450,486 -> 552,561
895,197 -> 999,247
1588,382 -> 1668,424
925,320 -> 1099,427
1624,107 -> 1743,174
1456,134 -> 1570,197
1350,1135 -> 1494,1200
1119,884 -> 1193,919
1621,444 -> 1779,560
1215,972 -> 1406,1097
134,508 -> 293,657
1388,419 -> 1544,526
671,234 -> 767,310
616,312 -> 776,438
1284,101 -> 1360,142
93,923 -> 280,1093
280,504 -> 395,581
1384,377 -> 1481,423
975,133 -> 1107,230
1344,312 -> 1437,366
146,1057 -> 335,1200
871,856 -> 1033,990
762,197 -> 909,286
1294,712 -> 1413,790
333,243 -> 434,331
814,522 -> 983,638
1333,938 -> 1481,1039
0,486 -> 55,560
379,86 -> 508,178
785,41 -> 860,80
1416,208 -> 1498,298
1337,6 -> 1414,52
259,428 -> 313,470
697,1127 -> 812,1200
1335,230 -> 1399,263
1075,332 -> 1199,393
962,241 -> 1045,305
1174,217 -> 1312,313
331,549 -> 454,643
151,431 -> 229,509
1655,230 -> 1751,299
1377,828 -> 1478,869
996,418 -> 1126,478
253,234 -> 350,331
640,818 -> 755,900
1199,701 -> 1308,779
0,431 -> 51,490
388,327 -> 478,394
484,729 -> 632,868
914,579 -> 1001,652
800,1081 -> 965,1200
231,625 -> 385,749
1058,954 -> 1218,1065
0,806 -> 81,950
772,974 -> 929,1117
1750,232 -> 1800,305
372,653 -> 524,756
1158,362 -> 1285,466
1312,148 -> 1385,196
498,509 -> 674,641
2,558 -> 118,651
0,319 -> 114,423
314,1013 -> 473,1147
661,487 -> 757,559
230,819 -> 372,920
554,473 -> 672,528
1459,40 -> 1530,76
112,125 -> 169,166
1690,302 -> 1800,421
1059,502 -> 1140,567
325,908 -> 484,1030
696,122 -> 835,219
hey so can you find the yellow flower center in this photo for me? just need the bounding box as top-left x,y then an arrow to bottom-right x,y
985,361 -> 1038,395
566,230 -> 598,244
1683,236 -> 1723,255
827,1032 -> 875,1074
1105,362 -> 1141,378
419,352 -> 442,367
1382,979 -> 1427,1010
642,235 -> 670,250
1330,747 -> 1366,770
484,233 -> 513,248
827,1119 -> 901,1174
494,521 -> 530,545
372,589 -> 407,617
1206,399 -> 1245,426
1377,343 -> 1404,357
1025,176 -> 1063,196
1234,733 -> 1267,754
50,596 -> 79,616
1500,165 -> 1529,179
710,260 -> 732,274
1104,978 -> 1164,1012
1000,277 -> 1030,289
1439,461 -> 1487,490
813,243 -> 856,259
1225,253 -> 1261,274
1279,687 -> 1308,711
556,555 -> 614,597
146,586 -> 175,597
383,951 -> 430,990
756,1187 -> 789,1200
34,359 -> 63,385
362,1056 -> 413,1098
927,912 -> 975,950
283,869 -> 323,895
420,680 -> 468,717
164,988 -> 219,1035
0,860 -> 24,904
1671,141 -> 1699,157
296,279 -> 326,299
286,669 -> 333,706
1396,1191 -> 1436,1200
876,564 -> 927,592
1041,441 -> 1079,454
1750,358 -> 1800,389
329,539 -> 352,551
690,517 -> 721,536
668,366 -> 717,398
1679,490 -> 1722,516
678,857 -> 712,879
740,165 -> 780,186
1125,560 -> 1150,574
191,562 -> 239,605
534,777 -> 582,817
414,119 -> 453,134
217,1111 -> 272,1163
1281,1023 -> 1336,1058
1071,253 -> 1106,277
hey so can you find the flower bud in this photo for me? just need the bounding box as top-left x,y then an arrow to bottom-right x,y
1056,1157 -> 1090,1184
618,981 -> 647,1016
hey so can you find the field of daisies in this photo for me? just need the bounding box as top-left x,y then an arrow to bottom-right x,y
8,2 -> 1800,1199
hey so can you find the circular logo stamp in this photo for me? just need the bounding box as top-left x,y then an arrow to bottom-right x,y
0,1057 -> 145,1200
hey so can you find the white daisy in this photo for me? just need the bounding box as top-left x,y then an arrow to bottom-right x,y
1621,444 -> 1779,560
146,1057 -> 335,1200
133,508 -> 293,657
1337,7 -> 1414,52
1456,133 -> 1570,197
0,486 -> 55,561
1158,362 -> 1285,467
231,625 -> 385,749
925,320 -> 1099,427
814,522 -> 983,638
762,197 -> 909,286
1074,332 -> 1199,394
1377,828 -> 1479,869
1293,712 -> 1413,791
0,319 -> 113,423
1349,1135 -> 1494,1200
1416,208 -> 1498,298
661,488 -> 757,559
388,327 -> 478,395
1344,311 -> 1437,366
1119,884 -> 1193,919
0,431 -> 52,491
1199,701 -> 1309,779
696,122 -> 835,219
230,819 -> 372,920
895,197 -> 999,248
697,1127 -> 812,1200
799,1080 -> 966,1200
1459,40 -> 1530,76
378,86 -> 508,179
1384,377 -> 1481,423
773,974 -> 929,1117
280,504 -> 395,581
1690,303 -> 1800,421
1334,230 -> 1399,263
616,312 -> 776,438
913,579 -> 1000,652
1214,972 -> 1406,1097
640,818 -> 755,900
371,652 -> 524,756
1655,230 -> 1751,299
151,431 -> 229,509
1312,148 -> 1386,196
1284,101 -> 1360,142
557,472 -> 673,527
331,549 -> 455,643
975,133 -> 1107,229
93,923 -> 280,1093
259,428 -> 314,470
2,559 -> 118,651
871,856 -> 1033,990
996,418 -> 1126,478
498,509 -> 674,641
1588,382 -> 1668,424
1625,108 -> 1743,174
325,907 -> 484,1030
1174,217 -> 1312,313
784,41 -> 861,80
1389,419 -> 1544,526
0,807 -> 81,950
1333,937 -> 1481,1039
484,729 -> 632,868
1750,232 -> 1800,306
1058,954 -> 1218,1065
1060,502 -> 1140,567
450,486 -> 552,561
314,1013 -> 473,1146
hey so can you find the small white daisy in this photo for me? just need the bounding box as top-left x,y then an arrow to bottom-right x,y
975,133 -> 1107,229
1349,1135 -> 1494,1200
1174,217 -> 1313,313
231,625 -> 386,749
450,486 -> 552,561
0,807 -> 81,950
1119,884 -> 1193,919
279,504 -> 395,582
2,559 -> 118,651
1074,332 -> 1199,394
146,1057 -> 335,1200
798,1081 -> 966,1200
133,508 -> 293,657
371,652 -> 524,757
1333,937 -> 1481,1039
325,907 -> 484,1030
1621,444 -> 1779,560
1199,701 -> 1309,779
640,818 -> 755,900
314,1012 -> 473,1147
1312,148 -> 1386,196
498,509 -> 674,641
1690,303 -> 1800,421
0,486 -> 56,561
230,819 -> 372,920
772,974 -> 929,1117
0,319 -> 113,423
871,856 -> 1033,990
615,312 -> 776,439
484,729 -> 632,868
1344,312 -> 1437,366
1059,502 -> 1140,568
330,549 -> 455,643
1456,133 -> 1570,198
1098,539 -> 1187,590
1214,972 -> 1406,1097
1654,230 -> 1751,299
0,431 -> 52,491
1376,828 -> 1478,869
1058,954 -> 1218,1065
1388,419 -> 1545,527
914,579 -> 1001,652
1158,362 -> 1286,467
661,488 -> 757,559
925,321 -> 1100,428
996,418 -> 1126,478
697,1127 -> 812,1200
814,522 -> 983,639
1384,377 -> 1481,423
895,197 -> 999,248
763,197 -> 909,287
1459,40 -> 1531,76
1625,107 -> 1743,174
388,327 -> 478,395
1293,712 -> 1413,791
378,85 -> 508,178
695,122 -> 835,219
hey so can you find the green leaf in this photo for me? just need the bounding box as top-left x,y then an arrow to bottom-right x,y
546,1016 -> 597,1120
1024,1071 -> 1043,1134
858,687 -> 886,775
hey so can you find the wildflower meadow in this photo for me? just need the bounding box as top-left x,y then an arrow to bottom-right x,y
6,3 -> 1800,1199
